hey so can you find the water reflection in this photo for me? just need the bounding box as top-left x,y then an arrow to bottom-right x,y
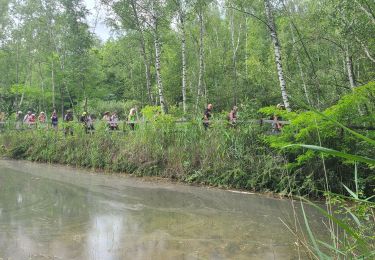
0,160 -> 325,259
87,214 -> 124,260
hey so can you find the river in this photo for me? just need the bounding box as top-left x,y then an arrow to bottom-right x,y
0,160 -> 325,259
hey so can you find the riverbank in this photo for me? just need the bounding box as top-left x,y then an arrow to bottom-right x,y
2,157 -> 295,201
0,122 -> 296,195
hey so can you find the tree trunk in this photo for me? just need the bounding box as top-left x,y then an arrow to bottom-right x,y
230,10 -> 241,105
38,61 -> 45,111
20,48 -> 34,108
195,10 -> 204,111
355,36 -> 375,63
353,0 -> 375,25
345,45 -> 356,89
153,21 -> 167,114
130,0 -> 153,103
289,23 -> 311,105
179,3 -> 187,114
264,0 -> 291,111
15,39 -> 20,110
60,86 -> 64,119
51,58 -> 56,109
245,17 -> 248,76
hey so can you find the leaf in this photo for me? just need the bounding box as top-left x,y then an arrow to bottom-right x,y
317,240 -> 346,256
284,144 -> 375,165
354,163 -> 358,198
299,197 -> 370,252
291,97 -> 375,146
300,201 -> 330,259
343,184 -> 358,200
345,209 -> 361,227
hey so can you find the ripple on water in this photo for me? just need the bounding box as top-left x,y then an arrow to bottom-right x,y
0,160 -> 324,259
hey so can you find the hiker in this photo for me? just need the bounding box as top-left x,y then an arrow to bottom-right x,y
102,111 -> 111,129
202,103 -> 213,130
64,110 -> 74,136
51,110 -> 58,130
38,112 -> 47,129
109,112 -> 119,130
80,112 -> 88,133
15,111 -> 23,129
87,114 -> 94,132
128,108 -> 137,130
80,112 -> 94,133
228,106 -> 238,126
23,111 -> 32,125
271,115 -> 282,133
29,113 -> 36,128
271,103 -> 285,134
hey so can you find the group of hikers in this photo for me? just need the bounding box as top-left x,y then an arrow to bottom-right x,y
203,103 -> 238,130
3,102 -> 285,134
12,108 -> 139,135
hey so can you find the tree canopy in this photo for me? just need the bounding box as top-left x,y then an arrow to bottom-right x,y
0,0 -> 374,115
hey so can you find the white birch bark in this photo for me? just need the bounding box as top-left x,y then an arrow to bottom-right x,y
264,0 -> 291,111
245,17 -> 248,76
195,10 -> 204,111
178,0 -> 187,114
130,0 -> 153,103
153,18 -> 167,114
353,0 -> 375,25
38,61 -> 45,111
355,36 -> 375,63
51,58 -> 56,109
230,10 -> 242,105
345,45 -> 356,89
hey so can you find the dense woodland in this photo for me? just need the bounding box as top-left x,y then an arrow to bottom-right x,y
1,0 -> 374,196
0,1 -> 374,256
0,0 -> 373,115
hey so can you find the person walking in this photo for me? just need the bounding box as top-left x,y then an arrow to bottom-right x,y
228,106 -> 238,126
109,112 -> 119,130
23,111 -> 32,126
102,111 -> 111,129
38,112 -> 47,129
64,110 -> 74,136
51,110 -> 58,130
128,108 -> 137,130
15,111 -> 23,130
29,113 -> 36,128
202,104 -> 213,130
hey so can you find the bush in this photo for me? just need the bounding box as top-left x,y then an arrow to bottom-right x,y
0,119 -> 288,193
261,82 -> 375,196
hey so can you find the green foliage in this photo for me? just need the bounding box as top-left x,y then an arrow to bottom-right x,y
141,106 -> 162,121
262,83 -> 375,196
300,180 -> 375,259
0,120 -> 289,193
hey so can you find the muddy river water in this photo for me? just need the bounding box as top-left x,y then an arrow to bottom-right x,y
0,160 -> 325,259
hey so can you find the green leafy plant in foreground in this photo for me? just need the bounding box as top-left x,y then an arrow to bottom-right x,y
283,88 -> 375,259
263,82 -> 375,196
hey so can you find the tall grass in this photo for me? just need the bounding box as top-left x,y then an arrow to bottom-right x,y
283,112 -> 375,259
0,119 -> 289,192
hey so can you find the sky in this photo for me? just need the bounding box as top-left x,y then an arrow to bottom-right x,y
83,0 -> 226,42
84,0 -> 112,41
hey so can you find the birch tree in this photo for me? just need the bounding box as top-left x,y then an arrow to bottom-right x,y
129,0 -> 153,103
174,0 -> 189,114
150,0 -> 168,113
195,1 -> 205,111
264,0 -> 291,111
229,8 -> 242,105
